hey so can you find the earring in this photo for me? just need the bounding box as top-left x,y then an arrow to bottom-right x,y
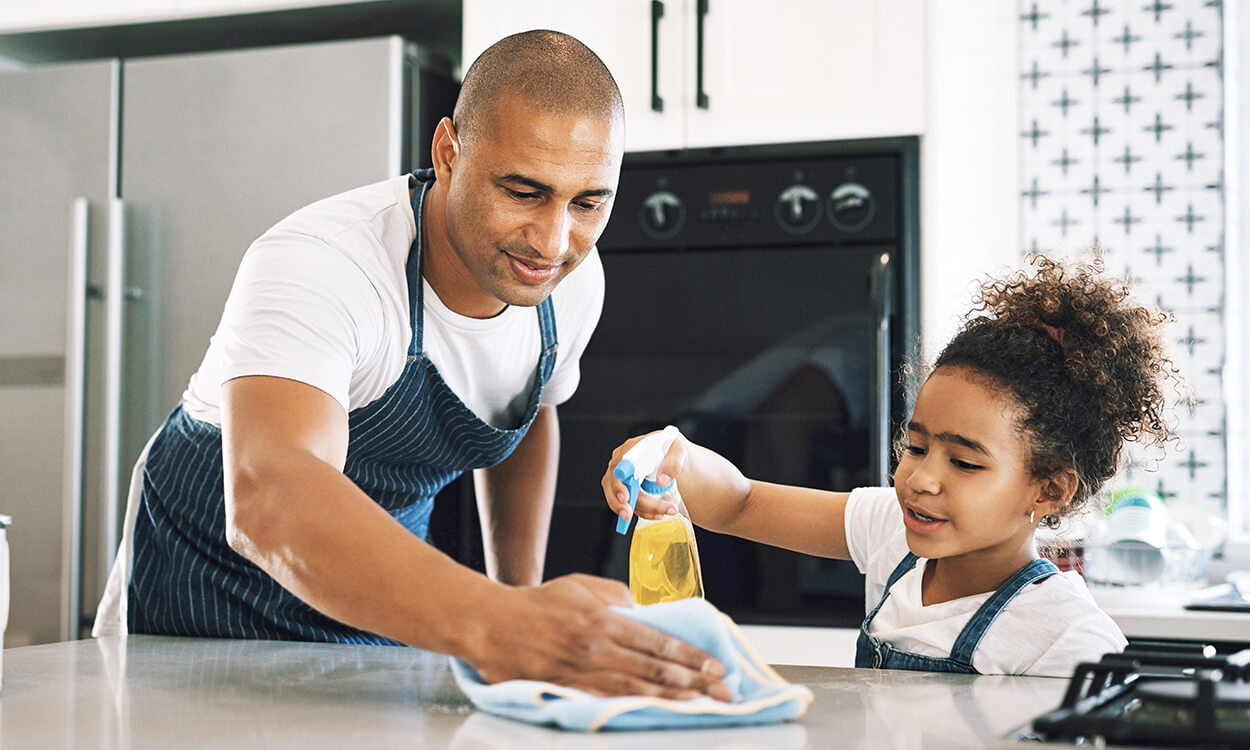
1030,510 -> 1036,524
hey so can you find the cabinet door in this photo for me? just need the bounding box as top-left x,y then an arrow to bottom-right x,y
462,0 -> 689,152
687,0 -> 927,147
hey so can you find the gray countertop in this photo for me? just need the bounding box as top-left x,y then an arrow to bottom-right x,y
1,636 -> 1070,749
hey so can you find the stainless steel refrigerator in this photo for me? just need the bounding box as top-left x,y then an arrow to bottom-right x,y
0,36 -> 456,646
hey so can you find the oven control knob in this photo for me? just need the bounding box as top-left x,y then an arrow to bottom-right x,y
828,182 -> 876,232
640,190 -> 685,239
775,184 -> 821,234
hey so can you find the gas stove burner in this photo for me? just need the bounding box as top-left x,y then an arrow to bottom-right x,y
1137,680 -> 1250,706
1022,645 -> 1250,747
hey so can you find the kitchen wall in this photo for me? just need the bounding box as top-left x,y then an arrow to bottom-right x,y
3,1 -> 1241,551
1016,0 -> 1233,540
921,2 -> 1022,361
1228,3 -> 1249,546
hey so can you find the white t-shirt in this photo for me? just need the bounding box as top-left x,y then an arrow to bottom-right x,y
844,486 -> 1127,677
182,174 -> 605,428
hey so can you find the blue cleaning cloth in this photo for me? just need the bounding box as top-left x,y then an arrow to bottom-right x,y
450,598 -> 814,732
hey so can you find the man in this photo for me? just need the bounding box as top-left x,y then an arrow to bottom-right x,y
95,30 -> 729,701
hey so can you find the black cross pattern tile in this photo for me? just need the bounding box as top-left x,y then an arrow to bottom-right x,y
1018,0 -> 1225,515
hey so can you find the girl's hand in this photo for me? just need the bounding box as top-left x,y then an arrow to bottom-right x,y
601,430 -> 689,523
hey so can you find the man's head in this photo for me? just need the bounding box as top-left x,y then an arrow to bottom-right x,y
426,30 -> 625,317
452,30 -> 625,152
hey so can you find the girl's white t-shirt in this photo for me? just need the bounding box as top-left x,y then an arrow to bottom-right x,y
844,486 -> 1127,677
181,174 -> 604,428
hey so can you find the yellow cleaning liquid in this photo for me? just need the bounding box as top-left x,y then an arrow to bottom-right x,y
628,516 -> 705,605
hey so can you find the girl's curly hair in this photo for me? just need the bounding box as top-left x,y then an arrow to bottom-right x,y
930,255 -> 1183,526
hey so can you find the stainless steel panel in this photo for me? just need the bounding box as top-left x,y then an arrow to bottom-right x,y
0,356 -> 66,386
0,38 -> 451,644
119,36 -> 404,450
0,388 -> 69,646
0,60 -> 114,646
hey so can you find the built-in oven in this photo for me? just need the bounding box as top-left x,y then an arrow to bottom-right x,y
431,137 -> 920,628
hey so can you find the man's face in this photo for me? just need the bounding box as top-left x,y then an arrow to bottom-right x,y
438,94 -> 623,313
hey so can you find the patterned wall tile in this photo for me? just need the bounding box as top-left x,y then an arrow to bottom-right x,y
1019,0 -> 1225,516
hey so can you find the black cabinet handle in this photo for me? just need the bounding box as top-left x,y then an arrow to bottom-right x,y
696,0 -> 709,109
650,0 -> 664,112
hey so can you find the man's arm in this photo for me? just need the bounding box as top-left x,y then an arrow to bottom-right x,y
221,375 -> 730,699
221,374 -> 493,654
473,404 -> 558,586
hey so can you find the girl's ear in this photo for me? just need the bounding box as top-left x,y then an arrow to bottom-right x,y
1039,468 -> 1080,515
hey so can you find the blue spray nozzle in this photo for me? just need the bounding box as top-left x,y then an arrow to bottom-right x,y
641,478 -> 674,494
614,459 -> 638,535
610,426 -> 681,536
613,466 -> 677,535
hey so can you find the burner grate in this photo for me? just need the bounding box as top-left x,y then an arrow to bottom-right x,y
1028,644 -> 1250,747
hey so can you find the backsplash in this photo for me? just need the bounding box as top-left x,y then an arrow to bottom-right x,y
1018,0 -> 1225,519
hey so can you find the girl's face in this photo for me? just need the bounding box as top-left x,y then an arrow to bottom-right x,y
893,367 -> 1045,572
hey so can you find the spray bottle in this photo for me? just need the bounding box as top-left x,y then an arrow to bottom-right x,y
613,426 -> 705,605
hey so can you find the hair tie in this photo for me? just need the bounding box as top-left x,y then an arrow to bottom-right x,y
1034,320 -> 1066,347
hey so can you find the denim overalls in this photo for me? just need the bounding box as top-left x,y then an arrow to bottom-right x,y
855,552 -> 1059,672
127,170 -> 559,643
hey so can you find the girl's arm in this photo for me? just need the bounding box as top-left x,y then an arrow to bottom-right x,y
601,431 -> 853,560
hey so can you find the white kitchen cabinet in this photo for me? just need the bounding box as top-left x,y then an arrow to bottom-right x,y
463,0 -> 927,151
0,0 -> 171,32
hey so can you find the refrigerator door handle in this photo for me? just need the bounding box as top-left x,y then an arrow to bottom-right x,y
62,198 -> 90,640
102,198 -> 127,578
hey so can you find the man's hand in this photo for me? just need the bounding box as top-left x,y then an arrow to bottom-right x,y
463,574 -> 731,701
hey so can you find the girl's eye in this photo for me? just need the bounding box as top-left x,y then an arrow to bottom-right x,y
952,459 -> 984,471
905,445 -> 926,456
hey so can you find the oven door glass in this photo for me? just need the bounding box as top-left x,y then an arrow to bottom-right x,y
549,243 -> 891,627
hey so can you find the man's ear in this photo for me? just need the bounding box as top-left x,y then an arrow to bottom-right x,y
430,117 -> 461,178
1039,467 -> 1080,515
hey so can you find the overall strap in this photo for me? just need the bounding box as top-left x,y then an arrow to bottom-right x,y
864,553 -> 920,625
948,557 -> 1060,664
885,552 -> 920,591
854,552 -> 920,668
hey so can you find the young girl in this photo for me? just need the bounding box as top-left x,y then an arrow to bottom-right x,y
602,256 -> 1182,677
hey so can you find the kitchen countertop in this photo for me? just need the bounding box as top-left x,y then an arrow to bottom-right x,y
1087,582 -> 1250,644
0,635 -> 1069,749
736,584 -> 1250,670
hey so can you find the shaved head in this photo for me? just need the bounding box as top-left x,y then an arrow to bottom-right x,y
453,30 -> 624,148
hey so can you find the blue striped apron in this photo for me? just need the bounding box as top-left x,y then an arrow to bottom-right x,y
128,170 -> 559,643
